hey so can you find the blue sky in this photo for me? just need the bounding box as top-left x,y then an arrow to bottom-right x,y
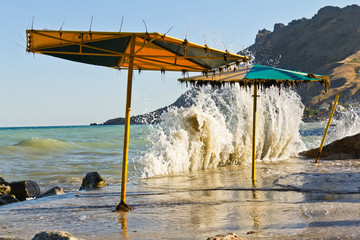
0,0 -> 357,127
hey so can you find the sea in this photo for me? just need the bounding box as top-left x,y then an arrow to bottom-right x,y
1,86 -> 360,239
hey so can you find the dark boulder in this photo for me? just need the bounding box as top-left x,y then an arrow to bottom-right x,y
37,186 -> 64,198
0,184 -> 11,195
9,180 -> 40,201
300,132 -> 360,159
32,230 -> 83,240
0,194 -> 19,205
0,177 -> 11,195
0,177 -> 8,185
79,172 -> 108,190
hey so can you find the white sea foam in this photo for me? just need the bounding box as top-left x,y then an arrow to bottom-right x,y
327,107 -> 360,144
141,86 -> 305,177
301,107 -> 360,150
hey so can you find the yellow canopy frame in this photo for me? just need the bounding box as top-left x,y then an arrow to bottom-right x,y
26,29 -> 249,210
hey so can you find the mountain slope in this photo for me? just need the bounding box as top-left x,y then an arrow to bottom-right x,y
242,4 -> 360,106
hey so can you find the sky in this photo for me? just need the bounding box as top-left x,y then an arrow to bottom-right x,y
0,0 -> 358,127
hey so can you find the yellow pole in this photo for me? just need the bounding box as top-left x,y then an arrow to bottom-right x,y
315,92 -> 340,163
252,84 -> 258,183
117,35 -> 136,211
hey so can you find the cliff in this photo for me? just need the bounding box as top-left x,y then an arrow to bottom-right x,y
241,4 -> 360,106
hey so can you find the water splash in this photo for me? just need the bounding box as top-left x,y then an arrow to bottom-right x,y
327,108 -> 360,144
141,86 -> 305,177
301,107 -> 360,150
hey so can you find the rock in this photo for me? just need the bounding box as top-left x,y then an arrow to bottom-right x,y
32,230 -> 83,240
0,177 -> 9,185
9,180 -> 40,201
0,184 -> 11,195
207,232 -> 246,240
0,194 -> 19,205
0,177 -> 10,195
300,132 -> 360,160
37,186 -> 64,198
273,23 -> 285,31
79,172 -> 108,190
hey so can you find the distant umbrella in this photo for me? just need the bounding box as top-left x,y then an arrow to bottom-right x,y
179,63 -> 330,183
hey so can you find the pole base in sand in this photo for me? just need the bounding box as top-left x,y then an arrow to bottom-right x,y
116,201 -> 133,212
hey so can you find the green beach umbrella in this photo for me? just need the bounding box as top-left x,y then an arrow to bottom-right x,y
180,64 -> 329,90
179,63 -> 330,183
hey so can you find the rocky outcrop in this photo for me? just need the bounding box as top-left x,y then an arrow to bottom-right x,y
0,177 -> 10,195
0,194 -> 19,205
0,177 -> 8,185
0,173 -> 109,206
79,172 -> 108,190
37,186 -> 64,198
9,180 -> 40,201
0,184 -> 11,195
241,4 -> 360,107
0,173 -> 110,206
244,5 -> 360,73
0,178 -> 65,205
300,132 -> 360,159
32,231 -> 83,240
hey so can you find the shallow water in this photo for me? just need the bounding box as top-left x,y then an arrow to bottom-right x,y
1,159 -> 360,239
0,125 -> 149,192
1,87 -> 360,239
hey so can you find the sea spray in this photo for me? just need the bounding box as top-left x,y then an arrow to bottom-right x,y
141,86 -> 305,177
327,107 -> 360,144
141,90 -> 233,177
301,107 -> 360,150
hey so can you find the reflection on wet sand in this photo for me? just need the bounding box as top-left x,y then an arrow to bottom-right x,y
251,183 -> 260,232
118,211 -> 128,239
134,162 -> 308,238
1,159 -> 360,239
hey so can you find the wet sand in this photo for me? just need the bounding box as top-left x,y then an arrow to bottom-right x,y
1,158 -> 360,239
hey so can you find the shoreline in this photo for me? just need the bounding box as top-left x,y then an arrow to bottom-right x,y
1,159 -> 360,239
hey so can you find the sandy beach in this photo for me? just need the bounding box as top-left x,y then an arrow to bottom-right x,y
1,158 -> 360,240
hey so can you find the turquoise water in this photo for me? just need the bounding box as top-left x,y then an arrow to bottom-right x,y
1,88 -> 360,239
0,125 -> 151,192
1,87 -> 359,195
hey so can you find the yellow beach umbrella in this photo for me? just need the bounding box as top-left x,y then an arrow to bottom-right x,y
26,29 -> 249,210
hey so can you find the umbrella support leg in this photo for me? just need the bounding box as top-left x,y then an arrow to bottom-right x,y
252,84 -> 258,184
117,36 -> 136,211
315,92 -> 340,163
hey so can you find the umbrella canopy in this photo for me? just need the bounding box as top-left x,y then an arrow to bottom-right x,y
179,64 -> 330,91
26,30 -> 248,72
26,29 -> 249,211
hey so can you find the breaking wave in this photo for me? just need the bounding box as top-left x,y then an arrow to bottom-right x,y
0,137 -> 120,157
141,86 -> 305,177
15,138 -> 73,150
